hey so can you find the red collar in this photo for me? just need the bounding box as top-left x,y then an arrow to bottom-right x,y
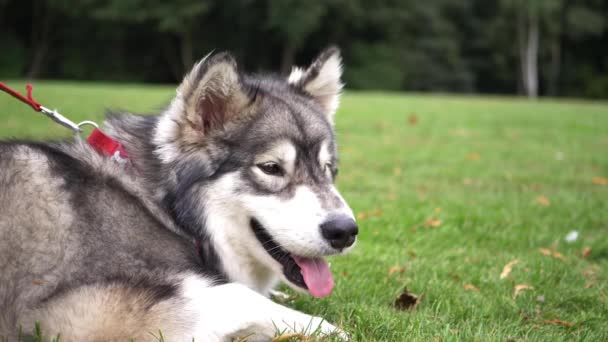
87,128 -> 129,163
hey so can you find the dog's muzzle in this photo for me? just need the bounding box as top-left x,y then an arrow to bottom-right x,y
250,218 -> 335,298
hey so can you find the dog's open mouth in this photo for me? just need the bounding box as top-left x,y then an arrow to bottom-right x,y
251,219 -> 334,298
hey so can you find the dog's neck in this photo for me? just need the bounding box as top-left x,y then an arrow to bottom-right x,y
103,113 -> 166,195
102,113 -> 279,295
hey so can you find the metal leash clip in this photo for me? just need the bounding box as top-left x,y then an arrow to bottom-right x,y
40,106 -> 100,133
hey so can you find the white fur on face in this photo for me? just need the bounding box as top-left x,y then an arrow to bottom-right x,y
202,177 -> 355,292
202,171 -> 336,293
193,139 -> 355,293
329,184 -> 357,223
241,185 -> 330,256
202,173 -> 283,294
254,140 -> 297,167
318,140 -> 332,178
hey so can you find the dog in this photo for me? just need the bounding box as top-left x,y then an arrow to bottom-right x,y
0,47 -> 357,341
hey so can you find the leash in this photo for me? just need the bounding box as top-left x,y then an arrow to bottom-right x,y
0,82 -> 128,163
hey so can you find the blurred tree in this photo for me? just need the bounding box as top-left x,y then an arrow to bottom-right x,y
399,0 -> 474,92
79,0 -> 212,76
0,0 -> 606,97
558,0 -> 605,97
499,0 -> 559,98
264,0 -> 328,74
499,0 -> 605,98
0,0 -> 27,77
26,1 -> 55,78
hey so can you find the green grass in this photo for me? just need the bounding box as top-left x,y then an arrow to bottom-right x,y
1,81 -> 607,341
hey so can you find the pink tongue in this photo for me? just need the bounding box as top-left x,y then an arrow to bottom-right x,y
293,256 -> 334,298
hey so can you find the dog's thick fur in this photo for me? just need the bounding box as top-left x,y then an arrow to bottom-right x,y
0,47 -> 356,341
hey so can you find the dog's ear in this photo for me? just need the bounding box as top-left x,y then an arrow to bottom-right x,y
155,52 -> 252,162
176,52 -> 250,135
288,46 -> 344,124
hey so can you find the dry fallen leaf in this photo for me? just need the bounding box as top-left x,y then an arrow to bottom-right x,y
466,152 -> 481,161
374,122 -> 387,132
592,176 -> 608,185
356,209 -> 383,221
434,207 -> 441,213
543,319 -> 573,327
416,186 -> 429,198
552,251 -> 567,261
394,287 -> 421,310
583,266 -> 598,277
425,218 -> 442,228
539,248 -> 567,261
513,284 -> 534,298
584,280 -> 597,289
463,283 -> 480,292
500,260 -> 520,280
464,256 -> 476,264
535,195 -> 550,206
451,128 -> 471,138
408,114 -> 418,125
581,247 -> 592,258
388,266 -> 405,276
393,167 -> 402,176
448,271 -> 461,281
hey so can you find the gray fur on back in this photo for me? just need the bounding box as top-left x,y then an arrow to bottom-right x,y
0,140 -> 200,336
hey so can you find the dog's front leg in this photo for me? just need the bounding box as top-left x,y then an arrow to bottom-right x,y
181,278 -> 347,341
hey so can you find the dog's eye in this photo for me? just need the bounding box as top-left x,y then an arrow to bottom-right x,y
257,162 -> 284,176
324,163 -> 336,177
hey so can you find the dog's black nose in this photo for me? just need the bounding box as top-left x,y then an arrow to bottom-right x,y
320,215 -> 358,249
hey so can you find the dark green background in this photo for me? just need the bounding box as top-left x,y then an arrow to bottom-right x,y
1,0 -> 607,98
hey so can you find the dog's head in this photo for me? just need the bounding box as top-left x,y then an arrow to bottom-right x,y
154,47 -> 356,297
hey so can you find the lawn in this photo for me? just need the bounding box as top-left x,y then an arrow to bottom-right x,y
1,81 -> 607,341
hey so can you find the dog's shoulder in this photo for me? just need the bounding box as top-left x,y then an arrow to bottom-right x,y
0,137 -> 184,237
